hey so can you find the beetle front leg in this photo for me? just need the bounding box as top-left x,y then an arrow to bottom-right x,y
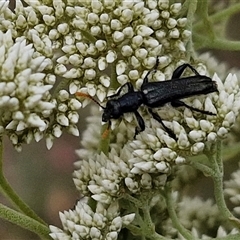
134,111 -> 145,138
148,108 -> 176,139
142,57 -> 160,86
107,82 -> 134,99
171,100 -> 216,115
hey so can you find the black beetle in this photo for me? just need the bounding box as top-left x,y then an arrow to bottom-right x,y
101,59 -> 218,138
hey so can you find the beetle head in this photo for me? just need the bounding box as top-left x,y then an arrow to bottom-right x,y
102,100 -> 122,122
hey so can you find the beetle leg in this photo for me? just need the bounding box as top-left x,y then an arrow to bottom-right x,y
142,58 -> 160,86
172,63 -> 200,79
171,100 -> 216,115
134,111 -> 145,138
148,108 -> 176,139
107,82 -> 134,99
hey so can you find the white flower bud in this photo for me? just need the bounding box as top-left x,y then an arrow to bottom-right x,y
67,124 -> 79,136
95,40 -> 107,51
189,130 -> 206,142
144,37 -> 159,48
121,45 -> 133,57
156,30 -> 166,39
106,50 -> 117,63
181,30 -> 191,39
223,111 -> 236,128
169,28 -> 180,38
217,127 -> 228,138
140,173 -> 152,189
122,27 -> 134,38
129,70 -> 139,80
106,232 -> 118,240
117,74 -> 128,85
92,193 -> 112,204
57,23 -> 69,35
167,18 -> 177,29
28,10 -> 38,25
120,9 -> 133,23
100,13 -> 110,23
110,216 -> 122,231
98,57 -> 108,71
69,54 -> 83,66
91,26 -> 101,36
177,18 -> 187,27
84,69 -> 96,80
89,227 -> 102,239
200,120 -> 214,132
63,68 -> 82,78
43,15 -> 55,26
155,161 -> 169,173
87,13 -> 99,25
58,90 -> 69,102
125,177 -> 139,192
16,15 -> 27,28
52,124 -> 62,138
133,2 -> 144,15
136,25 -> 153,37
86,83 -> 97,96
191,142 -> 205,154
207,132 -> 217,142
99,75 -> 110,87
175,156 -> 186,164
113,31 -> 124,42
110,19 -> 122,30
135,48 -> 148,59
55,63 -> 67,75
132,35 -> 143,47
56,113 -> 69,126
170,3 -> 182,15
96,85 -> 107,102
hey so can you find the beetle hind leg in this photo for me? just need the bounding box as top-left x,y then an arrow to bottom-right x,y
171,100 -> 216,115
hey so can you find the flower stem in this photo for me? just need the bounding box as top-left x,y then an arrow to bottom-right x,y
209,141 -> 240,228
165,185 -> 193,240
0,203 -> 51,239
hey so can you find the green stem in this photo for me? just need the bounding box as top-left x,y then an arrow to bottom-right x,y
0,203 -> 51,239
197,0 -> 215,39
185,0 -> 198,60
194,3 -> 240,30
190,159 -> 214,176
0,140 -> 46,225
194,34 -> 240,51
165,185 -> 193,240
208,142 -> 240,228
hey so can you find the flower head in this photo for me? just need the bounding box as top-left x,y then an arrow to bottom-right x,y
49,197 -> 135,240
0,30 -> 55,150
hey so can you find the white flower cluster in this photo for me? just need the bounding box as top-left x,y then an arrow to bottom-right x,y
178,227 -> 239,240
49,198 -> 135,240
73,64 -> 240,202
0,30 -> 55,150
1,0 -> 190,100
0,0 -> 190,148
128,70 -> 240,174
224,165 -> 240,216
73,107 -> 166,203
69,0 -> 190,99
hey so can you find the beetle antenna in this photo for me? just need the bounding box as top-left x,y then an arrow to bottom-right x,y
75,92 -> 105,109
